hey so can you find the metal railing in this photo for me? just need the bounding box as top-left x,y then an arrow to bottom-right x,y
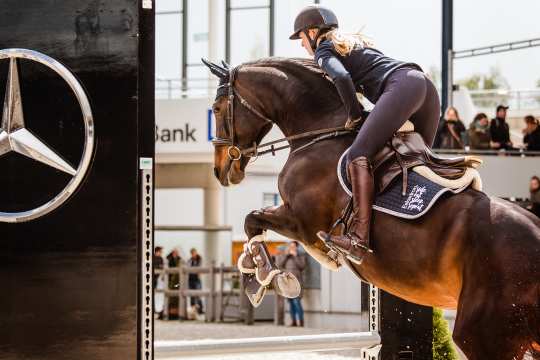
156,77 -> 540,112
156,77 -> 216,99
155,262 -> 250,323
468,88 -> 540,111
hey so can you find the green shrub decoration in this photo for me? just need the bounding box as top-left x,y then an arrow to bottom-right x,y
433,308 -> 459,360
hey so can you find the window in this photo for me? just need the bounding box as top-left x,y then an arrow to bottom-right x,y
263,192 -> 280,207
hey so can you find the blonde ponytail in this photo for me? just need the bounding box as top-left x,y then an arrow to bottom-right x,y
323,29 -> 374,56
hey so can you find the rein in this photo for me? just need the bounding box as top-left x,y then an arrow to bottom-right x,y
211,65 -> 355,160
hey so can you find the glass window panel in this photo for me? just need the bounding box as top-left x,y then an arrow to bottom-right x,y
187,0 -> 209,65
230,8 -> 269,64
318,0 -> 441,73
156,0 -> 182,13
156,14 -> 182,80
263,193 -> 280,207
274,0 -> 316,58
230,0 -> 269,9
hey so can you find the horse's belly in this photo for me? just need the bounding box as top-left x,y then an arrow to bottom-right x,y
370,278 -> 460,310
407,292 -> 458,310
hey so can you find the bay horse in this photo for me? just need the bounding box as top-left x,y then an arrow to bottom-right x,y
204,57 -> 540,359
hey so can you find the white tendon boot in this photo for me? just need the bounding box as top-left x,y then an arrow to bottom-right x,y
239,234 -> 301,301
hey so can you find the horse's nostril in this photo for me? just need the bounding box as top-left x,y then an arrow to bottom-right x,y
214,167 -> 219,179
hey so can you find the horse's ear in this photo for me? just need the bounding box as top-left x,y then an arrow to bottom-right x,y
221,60 -> 230,70
201,58 -> 228,79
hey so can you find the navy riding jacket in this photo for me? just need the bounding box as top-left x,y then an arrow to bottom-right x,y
314,39 -> 421,120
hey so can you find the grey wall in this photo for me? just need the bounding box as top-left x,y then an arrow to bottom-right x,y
476,155 -> 539,198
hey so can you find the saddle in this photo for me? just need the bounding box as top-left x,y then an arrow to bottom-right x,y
370,125 -> 482,196
334,121 -> 482,225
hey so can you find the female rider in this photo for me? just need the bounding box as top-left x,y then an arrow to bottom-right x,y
290,5 -> 441,263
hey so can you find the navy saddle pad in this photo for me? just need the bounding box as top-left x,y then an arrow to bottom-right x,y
337,148 -> 469,219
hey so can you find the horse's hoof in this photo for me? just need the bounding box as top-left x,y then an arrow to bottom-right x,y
237,252 -> 256,274
246,284 -> 267,307
243,274 -> 268,307
255,266 -> 281,287
272,272 -> 301,299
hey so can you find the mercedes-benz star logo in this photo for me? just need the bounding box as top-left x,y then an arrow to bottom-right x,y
0,49 -> 94,223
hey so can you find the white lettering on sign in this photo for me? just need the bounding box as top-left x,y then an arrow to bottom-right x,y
156,99 -> 214,154
401,185 -> 427,212
155,124 -> 197,143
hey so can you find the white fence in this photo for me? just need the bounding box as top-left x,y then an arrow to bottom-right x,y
155,332 -> 381,358
154,284 -> 382,359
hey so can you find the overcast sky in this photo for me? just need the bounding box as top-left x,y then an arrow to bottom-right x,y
157,0 -> 540,89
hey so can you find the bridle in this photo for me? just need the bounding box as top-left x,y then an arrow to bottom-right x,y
211,66 -> 273,161
211,65 -> 356,161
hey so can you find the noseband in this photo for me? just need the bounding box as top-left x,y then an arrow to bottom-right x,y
211,66 -> 356,161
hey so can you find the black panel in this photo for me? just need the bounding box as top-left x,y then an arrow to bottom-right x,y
0,1 -> 154,359
380,291 -> 434,360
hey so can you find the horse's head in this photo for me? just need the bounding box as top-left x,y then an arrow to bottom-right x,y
203,59 -> 274,186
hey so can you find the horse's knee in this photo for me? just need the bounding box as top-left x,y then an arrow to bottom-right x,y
244,211 -> 263,238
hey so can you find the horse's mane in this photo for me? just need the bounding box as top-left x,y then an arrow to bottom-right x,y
239,57 -> 342,113
242,57 -> 325,77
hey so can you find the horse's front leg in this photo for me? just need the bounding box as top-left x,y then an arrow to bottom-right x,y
239,205 -> 303,304
244,204 -> 342,270
244,204 -> 299,239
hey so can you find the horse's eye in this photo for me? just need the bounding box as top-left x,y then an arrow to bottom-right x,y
213,106 -> 220,114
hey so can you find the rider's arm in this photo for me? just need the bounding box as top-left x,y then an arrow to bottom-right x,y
315,41 -> 363,121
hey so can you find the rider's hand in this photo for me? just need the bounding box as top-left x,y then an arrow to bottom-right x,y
345,117 -> 362,130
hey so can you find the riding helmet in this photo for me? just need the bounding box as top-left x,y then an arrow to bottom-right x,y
289,5 -> 339,40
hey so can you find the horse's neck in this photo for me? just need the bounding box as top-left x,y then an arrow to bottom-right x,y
240,69 -> 345,149
274,111 -> 344,140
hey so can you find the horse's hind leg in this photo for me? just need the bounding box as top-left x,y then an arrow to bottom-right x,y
453,285 -> 532,360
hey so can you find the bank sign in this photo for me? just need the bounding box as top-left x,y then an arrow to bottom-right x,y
155,98 -> 215,154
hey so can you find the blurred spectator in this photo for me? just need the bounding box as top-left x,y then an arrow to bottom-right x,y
166,248 -> 182,319
167,248 -> 182,289
276,241 -> 307,327
522,115 -> 540,151
490,105 -> 513,150
468,113 -> 496,150
435,107 -> 466,149
527,176 -> 540,218
188,248 -> 204,315
154,246 -> 165,320
153,246 -> 164,287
